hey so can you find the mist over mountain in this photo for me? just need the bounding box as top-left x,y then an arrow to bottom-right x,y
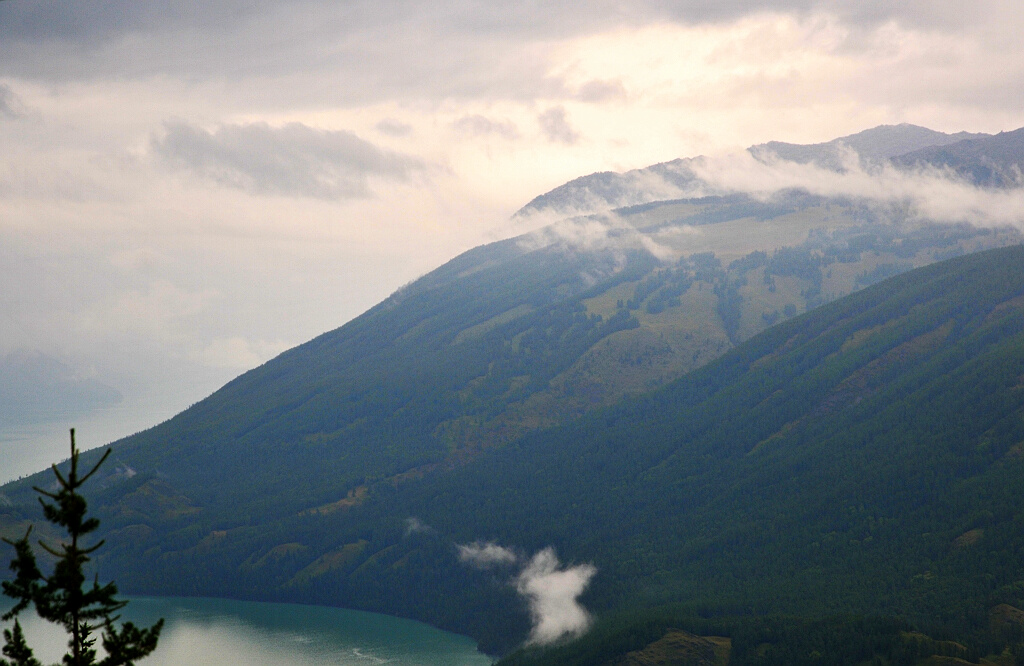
514,159 -> 706,219
517,123 -> 1022,219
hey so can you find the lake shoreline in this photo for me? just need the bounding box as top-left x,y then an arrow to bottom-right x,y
1,594 -> 496,665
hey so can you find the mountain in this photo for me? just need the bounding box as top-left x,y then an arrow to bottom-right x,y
751,123 -> 988,167
3,126 -> 1024,657
892,127 -> 1024,187
3,241 -> 1019,660
0,195 -> 1014,519
514,159 -> 705,218
1,209 -> 1020,652
0,350 -> 122,425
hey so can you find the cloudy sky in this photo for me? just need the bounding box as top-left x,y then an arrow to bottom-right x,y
1,0 -> 1023,460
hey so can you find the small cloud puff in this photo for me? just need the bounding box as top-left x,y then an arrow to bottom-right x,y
457,541 -> 519,568
538,106 -> 579,145
452,114 -> 520,140
199,337 -> 290,370
517,548 -> 597,646
405,517 -> 434,536
456,542 -> 597,646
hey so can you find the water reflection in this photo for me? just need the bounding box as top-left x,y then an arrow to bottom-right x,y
6,597 -> 494,666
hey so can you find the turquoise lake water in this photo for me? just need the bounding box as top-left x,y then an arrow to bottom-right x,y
3,596 -> 494,665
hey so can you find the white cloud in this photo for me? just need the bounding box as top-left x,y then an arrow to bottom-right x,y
405,517 -> 434,536
691,148 -> 1024,228
198,337 -> 290,370
456,541 -> 518,568
456,542 -> 597,646
518,212 -> 678,264
516,548 -> 597,646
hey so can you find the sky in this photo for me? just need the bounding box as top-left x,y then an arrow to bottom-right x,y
1,0 -> 1023,461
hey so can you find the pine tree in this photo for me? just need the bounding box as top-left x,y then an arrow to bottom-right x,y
1,429 -> 163,666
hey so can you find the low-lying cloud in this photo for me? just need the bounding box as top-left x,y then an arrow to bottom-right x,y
517,548 -> 597,646
457,541 -> 518,567
456,542 -> 596,646
514,160 -> 706,221
520,146 -> 1024,255
692,149 -> 1024,229
405,517 -> 434,536
198,336 -> 290,370
152,121 -> 428,199
520,215 -> 677,265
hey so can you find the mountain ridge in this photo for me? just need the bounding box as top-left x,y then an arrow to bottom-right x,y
752,123 -> 989,164
517,123 -> 1020,219
893,127 -> 1024,187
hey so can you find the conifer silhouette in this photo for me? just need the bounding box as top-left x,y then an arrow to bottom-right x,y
1,429 -> 163,666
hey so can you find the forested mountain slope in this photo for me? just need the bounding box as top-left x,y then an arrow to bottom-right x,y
8,243 -> 1024,658
224,243 -> 1024,655
0,194 -> 1013,529
490,242 -> 1024,664
402,243 -> 1024,621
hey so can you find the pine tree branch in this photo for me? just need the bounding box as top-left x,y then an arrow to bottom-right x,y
78,449 -> 112,486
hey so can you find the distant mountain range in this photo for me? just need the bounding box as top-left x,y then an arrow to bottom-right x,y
893,127 -> 1024,187
3,124 -> 1024,661
0,350 -> 121,425
517,123 -> 1024,218
752,123 -> 988,165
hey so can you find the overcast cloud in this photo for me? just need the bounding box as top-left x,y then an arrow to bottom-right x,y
0,0 -> 1023,475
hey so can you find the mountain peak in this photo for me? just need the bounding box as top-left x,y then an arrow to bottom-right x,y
751,123 -> 990,164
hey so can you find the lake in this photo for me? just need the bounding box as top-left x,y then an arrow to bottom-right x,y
0,382 -> 205,484
3,596 -> 495,665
